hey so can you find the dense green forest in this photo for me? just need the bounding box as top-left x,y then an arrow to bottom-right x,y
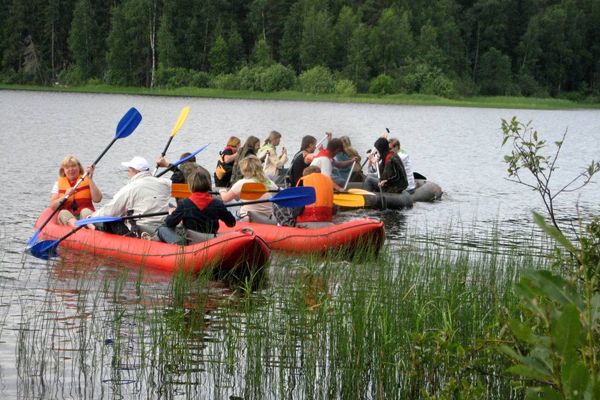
1,0 -> 599,100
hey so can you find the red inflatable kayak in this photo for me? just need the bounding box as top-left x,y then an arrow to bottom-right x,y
219,218 -> 385,257
34,208 -> 270,273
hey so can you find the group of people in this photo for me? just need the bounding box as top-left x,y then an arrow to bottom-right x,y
51,130 -> 416,245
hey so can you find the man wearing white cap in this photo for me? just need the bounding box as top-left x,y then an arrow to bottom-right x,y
92,156 -> 171,236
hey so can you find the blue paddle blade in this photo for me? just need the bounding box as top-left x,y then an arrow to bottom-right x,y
174,144 -> 210,167
115,107 -> 142,139
75,215 -> 123,227
28,240 -> 60,260
271,187 -> 316,207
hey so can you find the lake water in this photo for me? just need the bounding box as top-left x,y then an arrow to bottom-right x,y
0,90 -> 599,398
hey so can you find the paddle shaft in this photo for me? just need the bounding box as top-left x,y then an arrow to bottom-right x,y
156,144 -> 209,178
153,136 -> 175,175
343,160 -> 357,191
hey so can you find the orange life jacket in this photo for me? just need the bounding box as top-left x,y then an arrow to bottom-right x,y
296,173 -> 334,222
57,176 -> 95,215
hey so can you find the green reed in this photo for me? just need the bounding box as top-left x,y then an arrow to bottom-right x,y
11,227 -> 551,399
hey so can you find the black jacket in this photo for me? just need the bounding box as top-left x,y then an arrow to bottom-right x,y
164,198 -> 236,234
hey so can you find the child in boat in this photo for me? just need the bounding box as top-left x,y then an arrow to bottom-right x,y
50,155 -> 103,227
219,156 -> 278,221
214,136 -> 240,187
257,130 -> 288,184
158,171 -> 236,244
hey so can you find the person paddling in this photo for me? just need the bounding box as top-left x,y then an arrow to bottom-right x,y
363,137 -> 408,193
287,135 -> 317,187
257,130 -> 288,184
219,156 -> 277,221
158,171 -> 236,244
214,136 -> 240,187
230,135 -> 261,185
388,138 -> 416,193
91,156 -> 171,238
50,155 -> 103,227
310,138 -> 357,191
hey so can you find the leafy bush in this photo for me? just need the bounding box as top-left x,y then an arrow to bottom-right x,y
335,79 -> 357,96
57,66 -> 84,86
399,63 -> 456,97
421,74 -> 456,98
236,66 -> 263,91
298,66 -> 335,94
189,71 -> 210,88
515,73 -> 548,97
155,67 -> 190,88
499,118 -> 600,398
209,73 -> 241,90
258,63 -> 296,91
369,74 -> 394,94
0,69 -> 19,84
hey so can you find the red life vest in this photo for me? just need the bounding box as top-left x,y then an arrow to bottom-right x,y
296,173 -> 334,222
57,176 -> 95,215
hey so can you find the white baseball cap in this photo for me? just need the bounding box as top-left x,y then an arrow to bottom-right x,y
121,156 -> 150,171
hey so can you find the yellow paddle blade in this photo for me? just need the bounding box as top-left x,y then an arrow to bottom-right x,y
348,188 -> 376,196
333,193 -> 365,208
240,182 -> 270,200
171,106 -> 190,136
171,183 -> 191,198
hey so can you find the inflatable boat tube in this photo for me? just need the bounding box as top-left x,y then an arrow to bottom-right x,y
33,208 -> 271,274
346,180 -> 443,210
218,217 -> 385,258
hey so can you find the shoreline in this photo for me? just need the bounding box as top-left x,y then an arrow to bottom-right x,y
2,83 -> 599,110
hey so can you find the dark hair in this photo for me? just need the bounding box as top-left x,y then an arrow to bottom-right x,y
374,137 -> 390,160
327,138 -> 344,154
180,152 -> 196,163
188,170 -> 211,192
300,135 -> 317,151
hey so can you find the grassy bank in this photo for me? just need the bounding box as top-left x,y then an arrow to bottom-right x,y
2,83 -> 599,110
10,227 -> 552,399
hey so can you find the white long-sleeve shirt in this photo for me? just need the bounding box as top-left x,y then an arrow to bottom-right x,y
93,171 -> 171,232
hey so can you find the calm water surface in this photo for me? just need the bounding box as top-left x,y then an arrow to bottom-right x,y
0,90 -> 599,398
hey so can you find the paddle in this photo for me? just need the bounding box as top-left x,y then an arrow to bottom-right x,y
155,144 -> 209,178
29,187 -> 316,260
332,193 -> 365,208
237,182 -> 365,207
342,160 -> 357,191
26,107 -> 142,248
315,134 -> 328,149
153,106 -> 191,176
347,188 -> 376,196
171,182 -> 275,200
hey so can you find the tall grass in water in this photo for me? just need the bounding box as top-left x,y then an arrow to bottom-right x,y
13,228 -> 548,399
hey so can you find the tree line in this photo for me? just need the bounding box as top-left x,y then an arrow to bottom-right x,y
1,0 -> 599,99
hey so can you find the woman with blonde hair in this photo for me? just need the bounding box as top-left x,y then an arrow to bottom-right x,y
50,155 -> 102,227
214,135 -> 241,187
257,130 -> 288,184
333,135 -> 363,183
230,135 -> 261,185
219,156 -> 278,221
